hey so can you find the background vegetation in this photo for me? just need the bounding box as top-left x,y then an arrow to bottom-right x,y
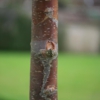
0,52 -> 100,100
0,5 -> 31,51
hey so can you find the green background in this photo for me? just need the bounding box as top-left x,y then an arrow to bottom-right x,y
0,52 -> 100,100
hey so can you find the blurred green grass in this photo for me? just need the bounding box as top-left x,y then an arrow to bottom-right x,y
0,52 -> 100,100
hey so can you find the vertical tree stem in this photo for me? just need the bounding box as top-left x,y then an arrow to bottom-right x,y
30,0 -> 58,100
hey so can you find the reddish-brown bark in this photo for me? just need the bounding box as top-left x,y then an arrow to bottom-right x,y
30,0 -> 58,100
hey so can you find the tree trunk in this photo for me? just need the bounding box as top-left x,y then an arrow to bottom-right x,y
30,0 -> 58,100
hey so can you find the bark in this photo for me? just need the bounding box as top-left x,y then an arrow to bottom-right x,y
30,0 -> 58,100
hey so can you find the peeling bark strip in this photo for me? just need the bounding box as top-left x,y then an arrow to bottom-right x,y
30,0 -> 58,100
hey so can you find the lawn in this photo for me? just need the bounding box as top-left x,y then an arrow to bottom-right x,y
0,52 -> 100,100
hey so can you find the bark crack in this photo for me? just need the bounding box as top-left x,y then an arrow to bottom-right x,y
33,41 -> 58,100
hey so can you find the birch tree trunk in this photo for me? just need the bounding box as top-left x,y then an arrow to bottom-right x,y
30,0 -> 58,100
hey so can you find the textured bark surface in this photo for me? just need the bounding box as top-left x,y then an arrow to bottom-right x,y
30,0 -> 58,100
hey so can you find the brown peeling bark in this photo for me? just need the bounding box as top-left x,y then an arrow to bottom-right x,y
30,0 -> 58,100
